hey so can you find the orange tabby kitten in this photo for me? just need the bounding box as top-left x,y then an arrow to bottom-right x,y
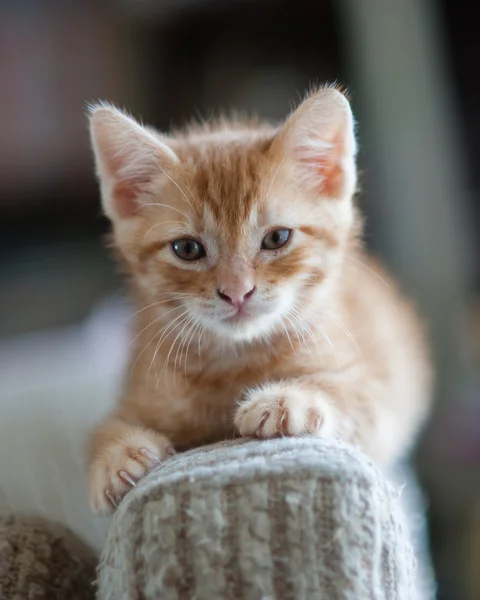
88,87 -> 432,513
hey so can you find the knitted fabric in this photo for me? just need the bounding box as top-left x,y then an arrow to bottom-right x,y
98,437 -> 418,600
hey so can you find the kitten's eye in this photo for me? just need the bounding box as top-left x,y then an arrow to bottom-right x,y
261,228 -> 291,250
172,239 -> 206,261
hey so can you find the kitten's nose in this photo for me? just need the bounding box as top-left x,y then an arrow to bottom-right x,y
217,284 -> 256,309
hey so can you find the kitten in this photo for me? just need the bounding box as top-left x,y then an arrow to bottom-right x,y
88,87 -> 432,514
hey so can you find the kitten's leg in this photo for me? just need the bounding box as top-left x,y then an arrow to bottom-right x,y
234,372 -> 391,452
235,374 -> 423,467
88,415 -> 175,514
235,374 -> 416,465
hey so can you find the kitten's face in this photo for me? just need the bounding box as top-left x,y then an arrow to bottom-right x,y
90,88 -> 357,343
124,147 -> 344,342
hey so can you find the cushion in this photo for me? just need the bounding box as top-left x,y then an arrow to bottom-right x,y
98,437 -> 418,600
0,513 -> 96,600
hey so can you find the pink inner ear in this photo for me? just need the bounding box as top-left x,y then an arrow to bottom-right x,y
297,131 -> 344,198
112,177 -> 153,218
105,144 -> 161,218
91,108 -> 180,220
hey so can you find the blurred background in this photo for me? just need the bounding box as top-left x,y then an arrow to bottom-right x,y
0,1 -> 479,598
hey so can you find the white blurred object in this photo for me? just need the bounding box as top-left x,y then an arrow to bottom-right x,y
0,294 -> 130,552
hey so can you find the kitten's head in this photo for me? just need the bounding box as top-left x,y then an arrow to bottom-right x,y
89,87 -> 358,342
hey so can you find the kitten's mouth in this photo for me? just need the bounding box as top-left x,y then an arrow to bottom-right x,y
223,310 -> 252,324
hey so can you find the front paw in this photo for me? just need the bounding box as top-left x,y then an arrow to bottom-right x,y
89,432 -> 175,514
234,385 -> 336,439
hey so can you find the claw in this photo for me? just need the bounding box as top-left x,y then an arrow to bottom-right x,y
256,411 -> 270,437
105,490 -> 118,508
119,470 -> 137,487
139,447 -> 161,464
308,409 -> 323,433
279,411 -> 289,436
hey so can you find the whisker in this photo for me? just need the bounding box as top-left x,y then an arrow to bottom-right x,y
261,334 -> 275,356
273,171 -> 312,198
313,322 -> 341,370
143,220 -> 186,239
147,310 -> 191,382
329,311 -> 363,355
183,317 -> 203,381
291,296 -> 363,358
347,256 -> 391,288
173,315 -> 197,387
266,156 -> 285,199
279,316 -> 296,354
135,203 -> 190,220
274,267 -> 294,279
162,313 -> 196,390
295,307 -> 326,351
129,304 -> 184,346
130,308 -> 189,378
176,314 -> 202,384
288,303 -> 326,365
183,182 -> 195,199
288,307 -> 315,354
124,294 -> 194,323
156,167 -> 195,211
197,320 -> 206,371
283,313 -> 310,355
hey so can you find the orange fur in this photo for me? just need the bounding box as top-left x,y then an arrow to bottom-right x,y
87,88 -> 432,514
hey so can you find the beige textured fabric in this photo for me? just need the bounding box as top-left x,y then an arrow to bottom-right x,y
0,513 -> 96,600
98,437 -> 418,600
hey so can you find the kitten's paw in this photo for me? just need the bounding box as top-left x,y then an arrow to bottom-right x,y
89,432 -> 175,514
235,384 -> 336,439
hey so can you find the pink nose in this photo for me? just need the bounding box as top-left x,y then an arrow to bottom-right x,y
217,285 -> 256,309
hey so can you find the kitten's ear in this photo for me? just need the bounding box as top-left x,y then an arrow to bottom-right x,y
275,87 -> 357,199
89,104 -> 178,220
